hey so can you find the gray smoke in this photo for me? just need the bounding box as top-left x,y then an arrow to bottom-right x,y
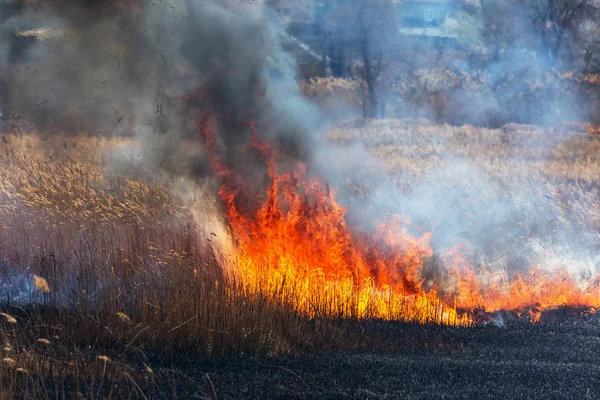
1,0 -> 599,296
292,0 -> 600,291
0,1 -> 321,182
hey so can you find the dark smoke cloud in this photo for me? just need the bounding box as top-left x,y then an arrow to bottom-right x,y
2,3 -> 161,134
0,0 -> 321,180
180,1 -> 321,184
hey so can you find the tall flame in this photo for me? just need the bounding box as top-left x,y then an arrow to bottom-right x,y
198,114 -> 469,324
198,113 -> 600,325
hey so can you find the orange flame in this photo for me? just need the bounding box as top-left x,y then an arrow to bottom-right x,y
198,114 -> 600,325
198,116 -> 470,324
444,244 -> 600,318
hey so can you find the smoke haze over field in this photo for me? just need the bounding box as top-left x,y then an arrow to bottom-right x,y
284,0 -> 600,126
1,0 -> 599,295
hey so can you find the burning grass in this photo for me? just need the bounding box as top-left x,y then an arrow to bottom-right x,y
0,132 -> 414,396
0,130 -> 464,395
330,119 -> 600,318
0,121 -> 600,396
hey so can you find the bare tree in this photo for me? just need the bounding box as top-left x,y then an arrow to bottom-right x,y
324,0 -> 398,118
525,0 -> 589,66
577,7 -> 600,73
480,0 -> 521,63
275,0 -> 398,118
583,39 -> 600,72
356,0 -> 397,118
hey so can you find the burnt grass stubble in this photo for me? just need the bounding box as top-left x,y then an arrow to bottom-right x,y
1,126 -> 600,397
2,304 -> 600,399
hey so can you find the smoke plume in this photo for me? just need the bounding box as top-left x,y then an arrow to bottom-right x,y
1,0 -> 599,299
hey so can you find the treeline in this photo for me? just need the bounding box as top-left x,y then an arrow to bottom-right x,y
270,0 -> 600,125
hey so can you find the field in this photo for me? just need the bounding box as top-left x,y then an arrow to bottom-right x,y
329,119 -> 600,310
0,120 -> 599,398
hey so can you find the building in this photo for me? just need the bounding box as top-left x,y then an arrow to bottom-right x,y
401,0 -> 459,28
398,0 -> 464,53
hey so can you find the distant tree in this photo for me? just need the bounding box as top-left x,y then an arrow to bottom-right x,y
582,38 -> 600,73
524,0 -> 590,66
577,7 -> 600,73
479,0 -> 521,63
271,0 -> 404,118
356,0 -> 399,118
321,0 -> 398,118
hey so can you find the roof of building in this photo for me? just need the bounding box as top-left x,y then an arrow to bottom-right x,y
399,26 -> 457,38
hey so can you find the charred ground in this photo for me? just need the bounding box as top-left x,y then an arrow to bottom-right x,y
2,306 -> 600,399
160,317 -> 600,399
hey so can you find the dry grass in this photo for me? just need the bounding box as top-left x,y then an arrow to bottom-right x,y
329,119 -> 600,207
304,70 -> 600,125
1,121 -> 599,396
0,132 -> 460,397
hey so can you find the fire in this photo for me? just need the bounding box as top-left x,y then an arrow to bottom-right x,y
198,112 -> 600,325
444,245 -> 600,319
198,115 -> 470,325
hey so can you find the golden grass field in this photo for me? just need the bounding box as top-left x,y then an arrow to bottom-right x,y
0,121 -> 599,397
0,131 -> 445,397
330,119 -> 600,242
329,120 -> 600,311
330,119 -> 600,185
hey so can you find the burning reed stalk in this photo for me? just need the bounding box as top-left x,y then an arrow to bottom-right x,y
0,133 -> 466,356
0,123 -> 595,395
